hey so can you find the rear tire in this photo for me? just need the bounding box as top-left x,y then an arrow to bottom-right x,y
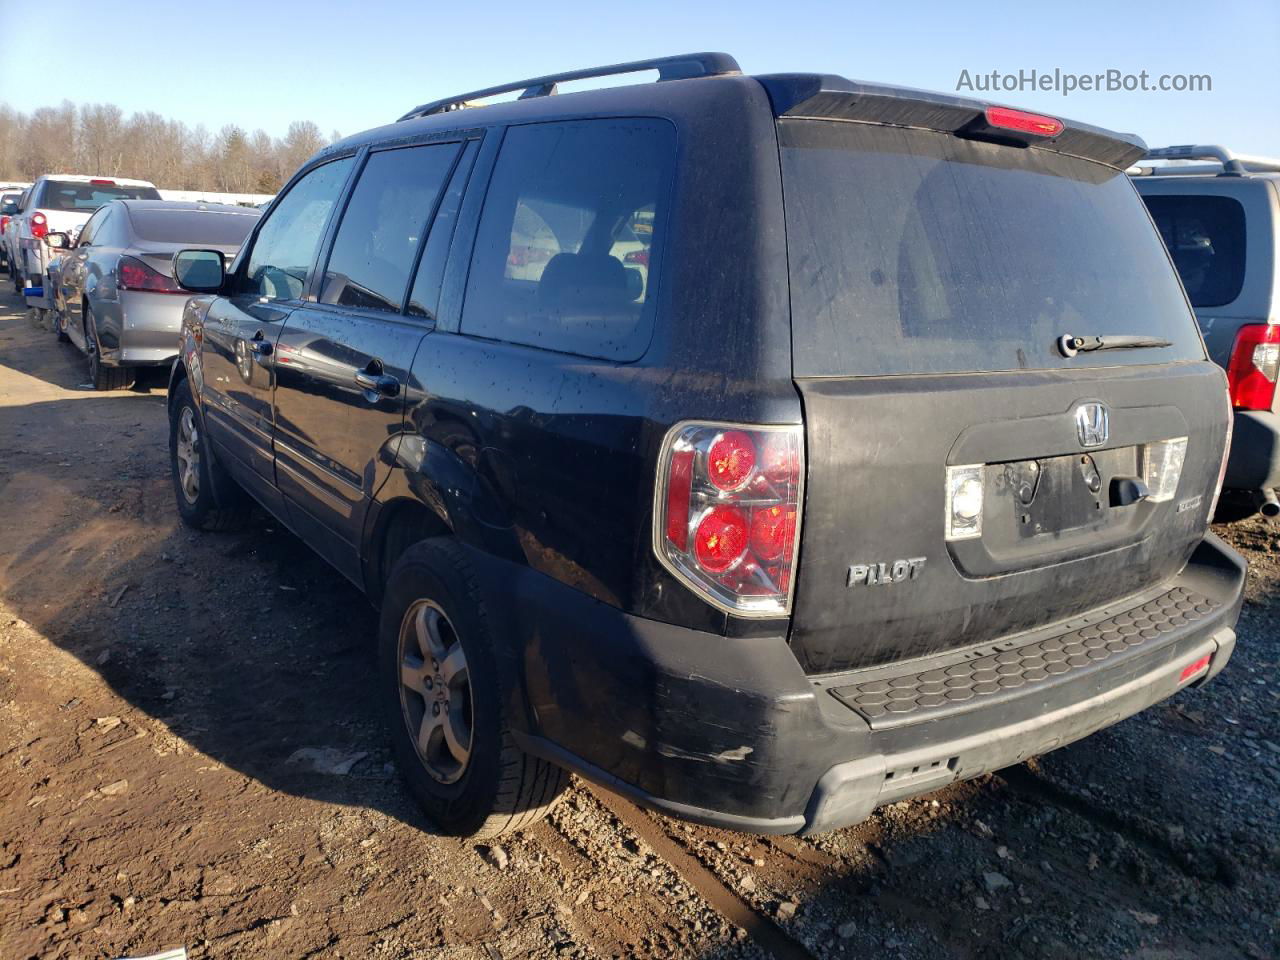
52,307 -> 70,343
84,308 -> 133,391
169,378 -> 251,532
380,539 -> 567,838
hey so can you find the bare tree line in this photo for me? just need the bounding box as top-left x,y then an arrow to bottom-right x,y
0,101 -> 340,194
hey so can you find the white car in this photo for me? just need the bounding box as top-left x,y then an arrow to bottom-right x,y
10,174 -> 161,312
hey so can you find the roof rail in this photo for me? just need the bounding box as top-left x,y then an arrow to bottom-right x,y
396,52 -> 742,122
1132,144 -> 1280,177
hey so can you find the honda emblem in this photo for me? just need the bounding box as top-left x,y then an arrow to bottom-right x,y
1075,402 -> 1110,448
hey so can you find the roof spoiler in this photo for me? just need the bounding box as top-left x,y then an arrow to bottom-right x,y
756,74 -> 1148,170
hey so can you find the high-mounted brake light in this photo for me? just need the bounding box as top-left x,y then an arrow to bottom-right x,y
118,255 -> 184,294
655,422 -> 803,617
90,179 -> 117,186
31,212 -> 48,239
984,106 -> 1064,138
1226,324 -> 1280,411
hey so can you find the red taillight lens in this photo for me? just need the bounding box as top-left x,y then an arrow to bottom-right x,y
624,249 -> 649,267
655,422 -> 803,617
31,212 -> 48,239
118,255 -> 183,293
1226,323 -> 1280,410
1179,654 -> 1211,683
1,216 -> 9,231
693,506 -> 749,573
665,449 -> 694,550
984,106 -> 1064,138
707,430 -> 757,491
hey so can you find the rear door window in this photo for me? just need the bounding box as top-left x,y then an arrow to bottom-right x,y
243,156 -> 354,300
1141,195 -> 1247,308
780,121 -> 1205,376
319,142 -> 460,313
459,118 -> 675,361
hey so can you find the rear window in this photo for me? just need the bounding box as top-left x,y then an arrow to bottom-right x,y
460,118 -> 674,361
1141,195 -> 1246,308
781,121 -> 1205,376
129,209 -> 259,245
40,180 -> 161,212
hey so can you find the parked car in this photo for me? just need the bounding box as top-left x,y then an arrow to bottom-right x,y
1132,145 -> 1280,521
0,191 -> 20,272
165,53 -> 1245,839
9,174 -> 161,310
46,200 -> 260,390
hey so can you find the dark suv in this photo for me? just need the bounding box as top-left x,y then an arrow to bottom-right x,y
166,54 -> 1246,838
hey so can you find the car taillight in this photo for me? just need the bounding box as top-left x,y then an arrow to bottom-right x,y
31,212 -> 48,239
624,249 -> 649,267
1226,324 -> 1280,410
655,422 -> 803,617
118,255 -> 183,293
1,215 -> 9,231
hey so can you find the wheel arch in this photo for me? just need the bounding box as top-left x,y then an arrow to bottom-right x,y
364,496 -> 453,606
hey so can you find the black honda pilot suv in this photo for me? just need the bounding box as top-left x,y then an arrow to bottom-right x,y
166,53 -> 1246,838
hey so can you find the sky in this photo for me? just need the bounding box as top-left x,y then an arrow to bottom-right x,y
3,0 -> 1279,155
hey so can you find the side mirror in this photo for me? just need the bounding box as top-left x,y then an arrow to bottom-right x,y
173,249 -> 226,293
45,232 -> 70,249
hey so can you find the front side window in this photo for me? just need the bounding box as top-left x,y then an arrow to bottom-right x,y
245,157 -> 354,300
460,118 -> 675,361
78,206 -> 111,247
319,143 -> 460,313
1142,194 -> 1247,308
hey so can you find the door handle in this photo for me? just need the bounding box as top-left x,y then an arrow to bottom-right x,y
354,369 -> 400,398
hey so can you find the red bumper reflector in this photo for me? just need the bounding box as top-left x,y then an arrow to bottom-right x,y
1179,655 -> 1211,683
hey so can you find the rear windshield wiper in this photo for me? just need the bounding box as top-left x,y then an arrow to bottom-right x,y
1057,333 -> 1172,358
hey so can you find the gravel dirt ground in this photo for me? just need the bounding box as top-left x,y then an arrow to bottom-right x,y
1,289 -> 1277,960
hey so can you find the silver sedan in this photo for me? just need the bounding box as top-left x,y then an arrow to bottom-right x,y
50,199 -> 260,390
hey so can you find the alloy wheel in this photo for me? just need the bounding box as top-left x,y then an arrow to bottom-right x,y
397,599 -> 474,784
175,407 -> 201,505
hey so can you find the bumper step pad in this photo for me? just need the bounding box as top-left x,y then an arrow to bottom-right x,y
830,587 -> 1219,728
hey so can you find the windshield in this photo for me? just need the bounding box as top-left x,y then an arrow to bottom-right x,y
780,120 -> 1205,376
130,209 -> 259,245
41,181 -> 162,212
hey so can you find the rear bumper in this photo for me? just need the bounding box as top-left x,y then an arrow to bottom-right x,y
1224,408 -> 1280,492
492,533 -> 1245,835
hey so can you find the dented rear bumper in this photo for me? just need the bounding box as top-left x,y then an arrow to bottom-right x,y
479,533 -> 1245,835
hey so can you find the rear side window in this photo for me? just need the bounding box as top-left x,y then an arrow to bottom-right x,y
320,142 -> 460,313
1142,195 -> 1247,308
781,121 -> 1205,376
460,118 -> 674,361
39,180 -> 161,211
245,157 -> 353,300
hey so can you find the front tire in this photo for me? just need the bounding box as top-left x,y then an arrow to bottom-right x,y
380,539 -> 567,838
169,378 -> 251,531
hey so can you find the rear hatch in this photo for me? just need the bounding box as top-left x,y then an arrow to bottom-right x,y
768,83 -> 1229,674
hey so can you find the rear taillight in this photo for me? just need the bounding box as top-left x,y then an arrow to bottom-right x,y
655,422 -> 803,617
1,215 -> 9,231
118,255 -> 183,293
1226,324 -> 1280,410
31,212 -> 48,239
